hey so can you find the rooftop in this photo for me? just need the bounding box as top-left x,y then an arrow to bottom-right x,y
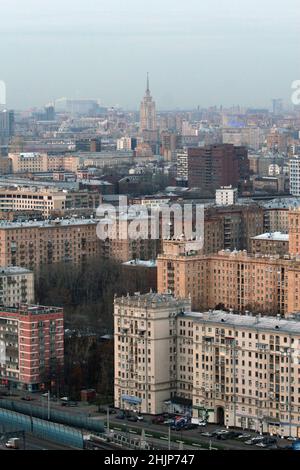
0,217 -> 98,230
0,305 -> 63,316
0,267 -> 32,276
184,310 -> 300,335
122,259 -> 157,268
252,232 -> 289,242
114,292 -> 190,308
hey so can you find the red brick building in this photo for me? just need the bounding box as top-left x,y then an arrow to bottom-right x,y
187,144 -> 249,192
0,305 -> 64,391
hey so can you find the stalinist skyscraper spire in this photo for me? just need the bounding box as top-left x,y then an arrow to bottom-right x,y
140,73 -> 156,133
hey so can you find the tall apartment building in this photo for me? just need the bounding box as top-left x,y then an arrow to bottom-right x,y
114,293 -> 191,414
157,239 -> 300,316
140,74 -> 156,133
176,150 -> 188,182
114,293 -> 300,437
0,188 -> 66,217
160,131 -> 182,162
0,110 -> 14,142
187,144 -> 249,192
0,218 -> 100,270
0,267 -> 34,306
98,211 -> 160,263
289,158 -> 300,196
0,304 -> 64,391
204,204 -> 264,252
188,310 -> 300,437
288,208 -> 300,256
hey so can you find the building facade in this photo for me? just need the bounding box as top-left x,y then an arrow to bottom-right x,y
187,144 -> 249,193
0,218 -> 100,270
0,304 -> 64,391
157,239 -> 300,316
114,293 -> 300,437
0,267 -> 34,306
140,74 -> 157,133
114,293 -> 191,414
0,188 -> 66,217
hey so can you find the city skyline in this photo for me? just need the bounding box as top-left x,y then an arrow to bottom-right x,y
0,0 -> 299,109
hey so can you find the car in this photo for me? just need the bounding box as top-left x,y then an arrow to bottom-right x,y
198,421 -> 207,427
127,415 -> 138,422
21,395 -> 34,401
237,433 -> 251,440
218,431 -> 241,440
152,415 -> 165,424
136,415 -> 144,421
244,437 -> 264,445
116,412 -> 126,419
201,432 -> 214,437
163,419 -> 175,425
287,436 -> 298,441
183,423 -> 198,431
256,437 -> 277,448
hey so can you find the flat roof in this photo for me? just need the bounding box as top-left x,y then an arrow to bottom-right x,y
184,310 -> 300,335
0,267 -> 32,275
252,232 -> 289,242
0,218 -> 98,229
0,305 -> 63,315
122,259 -> 157,268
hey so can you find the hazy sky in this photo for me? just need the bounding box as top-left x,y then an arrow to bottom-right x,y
0,0 -> 299,110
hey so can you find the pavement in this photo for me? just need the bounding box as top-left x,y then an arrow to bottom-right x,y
0,391 -> 294,450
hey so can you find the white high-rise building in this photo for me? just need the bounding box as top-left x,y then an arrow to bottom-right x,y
215,186 -> 238,206
289,157 -> 300,196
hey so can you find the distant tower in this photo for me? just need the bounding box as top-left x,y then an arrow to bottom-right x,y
140,73 -> 156,133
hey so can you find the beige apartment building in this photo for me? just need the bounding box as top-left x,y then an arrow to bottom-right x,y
157,239 -> 300,317
9,152 -> 80,174
0,218 -> 100,270
250,232 -> 289,257
0,267 -> 34,306
114,293 -> 300,437
189,310 -> 300,437
114,293 -> 191,414
9,153 -> 48,173
0,188 -> 66,217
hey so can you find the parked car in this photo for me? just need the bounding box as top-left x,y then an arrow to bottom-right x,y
198,420 -> 207,427
183,423 -> 198,431
127,415 -> 138,422
256,437 -> 277,448
237,433 -> 251,440
116,412 -> 126,420
244,436 -> 264,445
152,415 -> 165,425
218,431 -> 241,440
201,432 -> 214,437
136,415 -> 144,421
21,395 -> 34,401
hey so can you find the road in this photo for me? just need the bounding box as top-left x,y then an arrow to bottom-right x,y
0,433 -> 77,450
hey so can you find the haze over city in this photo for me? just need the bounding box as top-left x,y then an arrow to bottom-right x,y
1,0 -> 299,109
